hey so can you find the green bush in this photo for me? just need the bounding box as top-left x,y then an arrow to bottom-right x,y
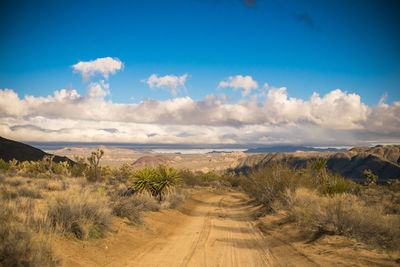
0,158 -> 9,170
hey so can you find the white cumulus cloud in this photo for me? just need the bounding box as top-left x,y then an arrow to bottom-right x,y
72,57 -> 124,82
219,75 -> 258,97
143,74 -> 188,96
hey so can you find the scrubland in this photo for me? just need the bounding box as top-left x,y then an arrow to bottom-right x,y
0,153 -> 399,266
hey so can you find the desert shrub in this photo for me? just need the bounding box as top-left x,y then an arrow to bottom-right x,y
110,192 -> 160,223
0,195 -> 57,267
179,169 -> 203,186
359,187 -> 400,215
46,187 -> 112,239
0,186 -> 18,200
362,169 -> 378,185
71,157 -> 86,177
114,163 -> 134,182
52,161 -> 70,176
222,172 -> 243,187
0,220 -> 57,267
18,161 -> 45,175
161,188 -> 191,209
17,186 -> 42,199
134,193 -> 161,212
240,163 -> 298,210
111,196 -> 142,223
241,161 -> 359,210
387,179 -> 400,192
37,180 -> 66,191
321,174 -> 358,195
0,158 -> 9,170
286,188 -> 400,249
8,159 -> 19,170
199,170 -> 219,185
5,177 -> 27,187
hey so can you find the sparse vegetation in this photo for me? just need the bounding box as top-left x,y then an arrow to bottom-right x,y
0,149 -> 192,266
46,187 -> 113,239
1,147 -> 399,266
238,160 -> 400,251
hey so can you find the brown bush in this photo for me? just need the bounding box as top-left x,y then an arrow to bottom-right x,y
0,196 -> 57,267
286,188 -> 400,249
46,187 -> 113,239
0,220 -> 58,267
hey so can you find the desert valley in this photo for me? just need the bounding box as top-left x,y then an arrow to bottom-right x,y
1,0 -> 399,266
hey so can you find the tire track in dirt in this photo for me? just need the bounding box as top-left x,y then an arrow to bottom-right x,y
127,191 -> 327,266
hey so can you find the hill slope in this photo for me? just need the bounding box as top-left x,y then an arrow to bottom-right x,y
0,136 -> 73,163
235,145 -> 400,182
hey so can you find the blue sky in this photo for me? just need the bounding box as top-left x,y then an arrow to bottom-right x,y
1,0 -> 399,104
0,0 -> 399,145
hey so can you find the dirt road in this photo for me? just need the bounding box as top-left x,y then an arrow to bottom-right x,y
55,190 -> 397,267
125,191 -> 317,267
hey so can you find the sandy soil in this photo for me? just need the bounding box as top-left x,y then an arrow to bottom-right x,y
53,190 -> 398,266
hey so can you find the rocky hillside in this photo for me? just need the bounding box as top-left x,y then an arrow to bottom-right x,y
0,136 -> 73,164
235,145 -> 400,183
132,155 -> 171,169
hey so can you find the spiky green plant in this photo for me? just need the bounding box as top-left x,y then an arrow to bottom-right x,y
132,168 -> 157,195
153,165 -> 180,201
131,166 -> 180,201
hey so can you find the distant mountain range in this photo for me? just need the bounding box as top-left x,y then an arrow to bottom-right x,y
245,146 -> 347,153
235,145 -> 400,183
0,136 -> 73,164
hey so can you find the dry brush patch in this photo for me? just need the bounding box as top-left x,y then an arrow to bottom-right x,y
46,186 -> 113,240
285,188 -> 400,250
239,162 -> 400,252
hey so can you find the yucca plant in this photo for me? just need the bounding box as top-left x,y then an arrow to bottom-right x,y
131,166 -> 180,201
153,165 -> 180,201
131,168 -> 157,196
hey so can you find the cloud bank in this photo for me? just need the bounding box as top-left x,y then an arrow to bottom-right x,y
1,85 -> 399,146
1,58 -> 399,146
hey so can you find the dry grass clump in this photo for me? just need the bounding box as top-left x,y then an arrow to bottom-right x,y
0,185 -> 18,200
286,188 -> 400,249
161,188 -> 192,209
17,185 -> 42,199
46,187 -> 113,239
110,191 -> 160,223
0,196 -> 57,266
111,196 -> 143,223
0,220 -> 58,267
35,179 -> 67,191
5,176 -> 28,187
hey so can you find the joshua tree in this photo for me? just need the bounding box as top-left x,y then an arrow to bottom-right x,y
87,149 -> 104,181
43,155 -> 55,177
362,169 -> 378,186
